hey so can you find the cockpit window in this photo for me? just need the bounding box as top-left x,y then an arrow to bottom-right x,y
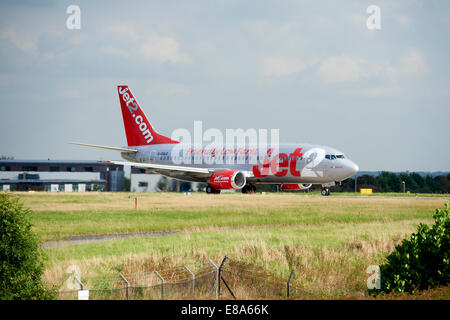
326,154 -> 344,160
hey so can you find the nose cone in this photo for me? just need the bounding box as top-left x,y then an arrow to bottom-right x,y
349,160 -> 359,176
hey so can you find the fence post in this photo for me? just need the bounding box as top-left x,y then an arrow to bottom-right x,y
154,271 -> 164,299
287,269 -> 295,298
119,273 -> 130,300
209,260 -> 219,298
74,275 -> 84,290
218,256 -> 228,298
185,266 -> 195,295
74,276 -> 89,300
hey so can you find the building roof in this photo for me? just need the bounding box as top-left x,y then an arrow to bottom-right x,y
0,179 -> 106,184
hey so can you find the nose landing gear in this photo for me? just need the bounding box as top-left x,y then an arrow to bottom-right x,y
321,182 -> 335,196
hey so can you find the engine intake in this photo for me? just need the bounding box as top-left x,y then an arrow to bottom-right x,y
209,170 -> 246,190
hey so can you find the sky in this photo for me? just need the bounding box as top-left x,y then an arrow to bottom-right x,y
0,0 -> 449,171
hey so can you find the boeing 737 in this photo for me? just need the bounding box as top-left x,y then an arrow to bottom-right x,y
73,85 -> 359,195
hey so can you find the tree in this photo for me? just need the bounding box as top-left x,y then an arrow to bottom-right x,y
410,172 -> 425,192
434,175 -> 450,194
0,193 -> 55,299
374,203 -> 450,294
357,174 -> 380,192
124,177 -> 131,192
156,176 -> 170,192
376,171 -> 401,192
196,183 -> 207,192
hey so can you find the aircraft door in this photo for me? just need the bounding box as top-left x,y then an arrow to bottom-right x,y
150,150 -> 157,162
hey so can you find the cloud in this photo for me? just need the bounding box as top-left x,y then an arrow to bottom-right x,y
1,28 -> 38,55
346,85 -> 405,98
139,34 -> 190,64
147,82 -> 190,97
261,56 -> 308,77
386,48 -> 427,80
104,24 -> 190,65
317,55 -> 368,83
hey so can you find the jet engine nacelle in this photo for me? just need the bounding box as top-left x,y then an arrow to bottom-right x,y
209,170 -> 246,190
279,183 -> 312,191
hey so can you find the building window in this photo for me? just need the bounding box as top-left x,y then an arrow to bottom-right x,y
86,184 -> 91,191
0,166 -> 10,171
84,167 -> 93,172
19,173 -> 39,180
100,172 -> 105,180
66,167 -> 76,172
138,181 -> 148,187
138,169 -> 146,174
44,184 -> 51,192
58,184 -> 65,192
50,166 -> 60,172
22,166 -> 38,171
0,185 -> 2,191
72,184 -> 78,192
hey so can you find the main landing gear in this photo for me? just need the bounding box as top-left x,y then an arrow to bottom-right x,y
205,185 -> 221,194
241,184 -> 256,194
321,188 -> 330,196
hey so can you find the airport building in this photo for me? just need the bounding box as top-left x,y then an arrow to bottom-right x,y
130,167 -> 196,193
130,167 -> 161,192
0,160 -> 125,192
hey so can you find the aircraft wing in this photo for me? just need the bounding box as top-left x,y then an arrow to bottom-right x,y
100,160 -> 254,179
100,160 -> 212,175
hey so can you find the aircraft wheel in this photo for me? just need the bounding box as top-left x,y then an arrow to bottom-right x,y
321,188 -> 330,196
206,186 -> 213,194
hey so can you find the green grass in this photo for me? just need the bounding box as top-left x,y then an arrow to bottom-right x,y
300,191 -> 450,198
21,193 -> 447,241
8,192 -> 447,299
44,219 -> 427,263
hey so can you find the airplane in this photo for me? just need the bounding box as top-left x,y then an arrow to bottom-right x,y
73,85 -> 359,195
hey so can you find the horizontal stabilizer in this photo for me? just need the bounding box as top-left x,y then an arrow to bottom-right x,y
71,142 -> 138,153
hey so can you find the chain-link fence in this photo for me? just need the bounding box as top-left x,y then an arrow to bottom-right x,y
217,256 -> 301,300
56,260 -> 218,300
54,257 -> 300,300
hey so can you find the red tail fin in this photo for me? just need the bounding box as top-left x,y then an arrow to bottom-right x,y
118,85 -> 179,146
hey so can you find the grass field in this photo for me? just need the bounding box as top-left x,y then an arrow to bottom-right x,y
12,191 -> 450,299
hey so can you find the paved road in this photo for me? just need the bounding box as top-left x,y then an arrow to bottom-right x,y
42,231 -> 178,248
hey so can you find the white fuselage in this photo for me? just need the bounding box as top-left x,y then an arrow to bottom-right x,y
121,143 -> 359,184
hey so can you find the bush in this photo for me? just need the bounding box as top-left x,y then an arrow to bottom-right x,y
375,202 -> 450,294
0,193 -> 55,299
